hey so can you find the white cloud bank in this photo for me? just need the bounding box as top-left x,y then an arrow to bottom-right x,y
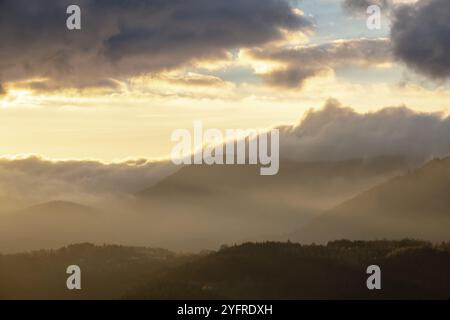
2,98 -> 450,205
280,99 -> 450,162
0,156 -> 176,205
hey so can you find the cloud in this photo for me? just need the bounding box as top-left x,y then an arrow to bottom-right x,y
248,38 -> 391,88
3,99 -> 450,205
342,0 -> 391,15
152,72 -> 229,87
391,0 -> 450,79
341,0 -> 418,15
0,156 -> 176,204
0,0 -> 311,93
279,98 -> 450,162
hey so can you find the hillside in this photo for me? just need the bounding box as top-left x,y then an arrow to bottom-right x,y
127,240 -> 450,300
2,240 -> 450,300
0,201 -> 100,253
294,157 -> 450,243
132,157 -> 408,249
0,157 -> 416,253
16,200 -> 98,217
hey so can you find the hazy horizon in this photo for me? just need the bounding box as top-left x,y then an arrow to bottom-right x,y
1,0 -> 450,301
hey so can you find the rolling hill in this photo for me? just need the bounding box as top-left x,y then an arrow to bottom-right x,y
127,240 -> 450,300
2,241 -> 450,299
0,243 -> 178,300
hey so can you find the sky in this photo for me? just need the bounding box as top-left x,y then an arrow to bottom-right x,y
1,0 -> 450,161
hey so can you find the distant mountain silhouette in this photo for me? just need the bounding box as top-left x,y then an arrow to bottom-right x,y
294,157 -> 450,243
16,200 -> 97,217
138,157 -> 407,203
133,157 -> 407,249
0,157 -> 411,253
0,201 -> 99,253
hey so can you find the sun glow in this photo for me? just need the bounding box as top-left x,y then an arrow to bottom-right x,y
0,89 -> 33,108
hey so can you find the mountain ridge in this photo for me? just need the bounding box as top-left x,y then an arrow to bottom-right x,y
293,157 -> 450,243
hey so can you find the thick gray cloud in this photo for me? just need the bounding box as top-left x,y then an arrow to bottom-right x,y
264,67 -> 323,88
280,99 -> 450,162
0,0 -> 311,93
391,0 -> 450,79
0,156 -> 176,204
250,39 -> 391,88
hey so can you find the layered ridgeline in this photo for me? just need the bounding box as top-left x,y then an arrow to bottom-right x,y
134,156 -> 411,250
3,102 -> 450,252
1,241 -> 450,300
294,157 -> 450,243
0,157 -> 406,253
2,155 -> 450,252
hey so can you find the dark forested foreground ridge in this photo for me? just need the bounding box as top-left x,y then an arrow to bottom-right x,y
1,240 -> 450,300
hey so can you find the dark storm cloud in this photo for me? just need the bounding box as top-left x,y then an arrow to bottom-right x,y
250,38 -> 391,88
391,0 -> 450,79
0,0 -> 311,93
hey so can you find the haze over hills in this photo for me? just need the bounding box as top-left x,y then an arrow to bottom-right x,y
294,157 -> 450,244
2,0 -> 450,301
0,196 -> 28,213
3,101 -> 450,253
4,154 -> 450,253
138,157 -> 407,205
0,157 -> 407,253
131,156 -> 408,249
0,201 -> 102,253
17,200 -> 97,217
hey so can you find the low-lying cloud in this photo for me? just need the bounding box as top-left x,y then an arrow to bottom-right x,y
280,99 -> 450,162
0,156 -> 176,205
3,99 -> 450,205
